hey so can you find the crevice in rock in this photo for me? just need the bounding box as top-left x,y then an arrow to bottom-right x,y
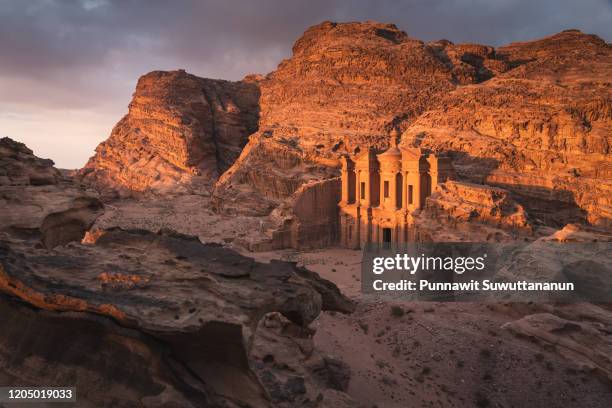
200,84 -> 223,177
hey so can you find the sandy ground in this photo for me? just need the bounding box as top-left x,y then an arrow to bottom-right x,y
248,248 -> 612,408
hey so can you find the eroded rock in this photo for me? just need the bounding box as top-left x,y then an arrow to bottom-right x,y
0,137 -> 60,186
0,227 -> 354,406
80,70 -> 260,196
503,311 -> 612,385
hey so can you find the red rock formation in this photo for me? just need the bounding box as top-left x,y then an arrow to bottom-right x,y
0,225 -> 355,406
423,181 -> 531,233
80,70 -> 260,195
83,22 -> 610,233
1,138 -> 356,407
1,137 -> 103,245
213,23 -> 610,232
245,177 -> 341,251
402,30 -> 611,229
212,21 -> 467,214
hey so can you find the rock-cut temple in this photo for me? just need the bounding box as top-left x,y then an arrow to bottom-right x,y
338,132 -> 453,248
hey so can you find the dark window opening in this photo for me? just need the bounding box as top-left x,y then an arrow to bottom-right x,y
361,182 -> 366,199
408,185 -> 413,204
383,181 -> 389,198
396,174 -> 403,208
383,228 -> 392,244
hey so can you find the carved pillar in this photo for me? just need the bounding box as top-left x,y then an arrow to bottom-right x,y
341,170 -> 349,204
414,171 -> 422,209
402,171 -> 408,209
390,172 -> 398,210
355,170 -> 361,205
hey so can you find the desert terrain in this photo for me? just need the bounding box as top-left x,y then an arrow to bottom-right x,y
1,20 -> 611,407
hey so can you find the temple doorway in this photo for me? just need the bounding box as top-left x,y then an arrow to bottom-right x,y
382,228 -> 392,244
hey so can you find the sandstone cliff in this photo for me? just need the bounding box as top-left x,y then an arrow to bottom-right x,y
403,30 -> 611,229
80,70 -> 260,195
83,21 -> 611,236
212,21 -> 492,214
214,23 -> 610,231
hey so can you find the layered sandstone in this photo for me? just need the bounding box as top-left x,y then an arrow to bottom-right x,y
0,137 -> 103,246
0,137 -> 61,186
1,140 -> 356,406
0,228 -> 355,406
212,21 -> 486,214
80,70 -> 260,196
402,30 -> 611,229
82,22 -> 611,242
245,178 -> 342,251
213,23 -> 610,234
423,181 -> 531,233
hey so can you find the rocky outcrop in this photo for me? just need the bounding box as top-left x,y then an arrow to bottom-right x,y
503,308 -> 612,385
0,137 -> 61,186
1,138 -> 356,406
402,30 -> 611,229
0,227 -> 355,406
251,312 -> 355,407
39,196 -> 104,249
423,181 -> 531,233
245,178 -> 342,251
214,24 -> 610,232
0,137 -> 103,245
279,177 -> 341,250
80,70 -> 260,196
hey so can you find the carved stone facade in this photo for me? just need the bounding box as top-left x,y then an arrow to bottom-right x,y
338,134 -> 453,248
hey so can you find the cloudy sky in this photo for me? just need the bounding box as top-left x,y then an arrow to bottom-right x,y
1,0 -> 611,168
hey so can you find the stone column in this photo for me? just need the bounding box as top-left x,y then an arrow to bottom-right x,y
339,214 -> 344,247
390,172 -> 398,210
355,170 -> 361,206
341,169 -> 349,204
355,207 -> 361,249
402,171 -> 408,209
414,172 -> 422,209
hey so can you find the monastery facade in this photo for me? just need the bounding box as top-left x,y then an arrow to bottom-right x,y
338,135 -> 453,248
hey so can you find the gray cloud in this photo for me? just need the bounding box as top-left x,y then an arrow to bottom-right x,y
2,0 -> 611,105
0,0 -> 610,167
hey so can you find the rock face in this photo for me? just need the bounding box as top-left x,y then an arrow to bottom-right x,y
0,228 -> 355,407
423,181 -> 531,233
245,178 -> 342,251
1,138 -> 356,406
80,70 -> 260,195
0,137 -> 61,186
503,309 -> 612,385
402,30 -> 611,229
212,21 -> 467,214
81,21 -> 611,241
212,23 -> 611,232
0,137 -> 103,245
